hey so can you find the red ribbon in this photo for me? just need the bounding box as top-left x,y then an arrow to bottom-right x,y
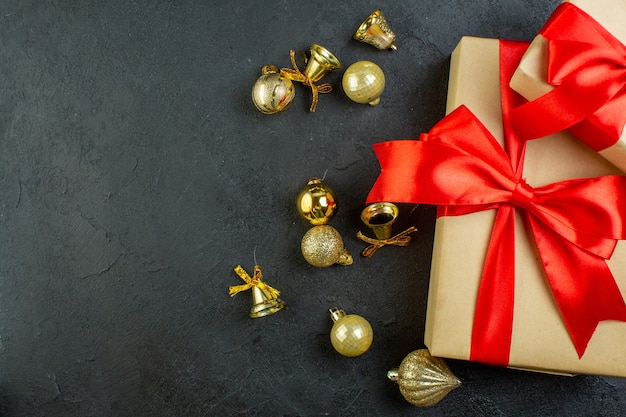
367,40 -> 626,366
510,3 -> 626,150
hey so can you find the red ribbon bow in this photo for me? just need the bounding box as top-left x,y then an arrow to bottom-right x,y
367,40 -> 626,366
511,3 -> 626,150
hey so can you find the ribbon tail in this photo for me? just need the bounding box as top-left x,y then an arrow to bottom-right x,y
470,205 -> 516,366
229,284 -> 251,296
309,83 -> 319,112
260,284 -> 281,300
280,68 -> 306,83
531,216 -> 626,358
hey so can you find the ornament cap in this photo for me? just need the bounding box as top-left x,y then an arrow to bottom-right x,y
261,64 -> 279,75
329,307 -> 346,322
387,368 -> 399,382
336,250 -> 353,266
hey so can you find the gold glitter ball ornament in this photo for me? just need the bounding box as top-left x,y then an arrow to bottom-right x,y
342,61 -> 385,106
296,178 -> 337,225
387,349 -> 461,407
251,64 -> 296,114
301,225 -> 352,267
329,308 -> 373,357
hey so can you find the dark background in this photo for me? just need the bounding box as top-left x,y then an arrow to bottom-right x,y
0,1 -> 624,416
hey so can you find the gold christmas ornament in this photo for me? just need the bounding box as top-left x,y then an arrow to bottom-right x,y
301,225 -> 352,267
388,349 -> 461,407
229,265 -> 286,318
251,64 -> 296,114
296,178 -> 337,225
360,202 -> 398,239
358,202 -> 417,257
329,308 -> 373,357
280,45 -> 341,112
353,10 -> 397,51
303,44 -> 342,83
342,61 -> 386,106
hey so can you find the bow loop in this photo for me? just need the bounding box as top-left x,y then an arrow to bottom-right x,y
547,39 -> 626,87
511,3 -> 626,145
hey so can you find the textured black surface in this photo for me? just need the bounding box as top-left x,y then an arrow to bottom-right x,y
0,1 -> 624,416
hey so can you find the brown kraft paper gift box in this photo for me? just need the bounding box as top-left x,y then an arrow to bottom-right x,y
423,36 -> 626,377
509,0 -> 626,172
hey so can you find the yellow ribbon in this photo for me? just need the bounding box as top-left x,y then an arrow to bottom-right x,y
357,226 -> 418,257
280,50 -> 333,112
229,265 -> 281,300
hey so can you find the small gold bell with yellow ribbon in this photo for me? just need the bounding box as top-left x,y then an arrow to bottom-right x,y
353,10 -> 397,51
388,349 -> 461,407
229,265 -> 286,318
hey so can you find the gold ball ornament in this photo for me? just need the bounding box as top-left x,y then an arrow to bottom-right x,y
329,308 -> 373,357
388,349 -> 461,407
251,64 -> 295,114
342,61 -> 385,106
296,178 -> 337,225
301,225 -> 352,267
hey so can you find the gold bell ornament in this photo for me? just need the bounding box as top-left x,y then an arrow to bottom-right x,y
387,349 -> 461,407
251,65 -> 296,114
228,264 -> 286,318
280,44 -> 342,112
301,225 -> 352,267
329,308 -> 373,357
342,61 -> 385,106
296,177 -> 337,226
353,10 -> 397,51
360,202 -> 398,239
357,202 -> 417,257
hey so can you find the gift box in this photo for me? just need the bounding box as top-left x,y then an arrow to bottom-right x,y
509,0 -> 626,173
367,36 -> 626,376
